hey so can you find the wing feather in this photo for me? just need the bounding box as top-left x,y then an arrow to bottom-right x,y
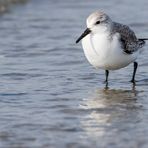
112,22 -> 145,54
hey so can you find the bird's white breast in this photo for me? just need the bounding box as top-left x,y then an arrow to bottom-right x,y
82,32 -> 138,70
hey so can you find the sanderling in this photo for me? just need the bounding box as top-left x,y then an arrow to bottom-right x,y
76,11 -> 148,83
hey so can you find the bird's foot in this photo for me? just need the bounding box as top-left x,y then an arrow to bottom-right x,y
103,81 -> 109,89
103,80 -> 108,84
130,79 -> 136,84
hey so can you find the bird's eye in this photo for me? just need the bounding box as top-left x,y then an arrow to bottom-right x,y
96,21 -> 100,25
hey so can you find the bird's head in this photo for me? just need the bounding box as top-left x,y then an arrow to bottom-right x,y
76,11 -> 112,43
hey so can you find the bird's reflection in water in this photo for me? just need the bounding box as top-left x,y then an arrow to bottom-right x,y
80,86 -> 143,141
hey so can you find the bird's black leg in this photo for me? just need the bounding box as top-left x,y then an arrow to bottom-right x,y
105,70 -> 109,83
131,62 -> 138,83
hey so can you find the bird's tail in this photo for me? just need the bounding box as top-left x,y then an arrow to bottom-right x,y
138,38 -> 148,41
138,38 -> 148,48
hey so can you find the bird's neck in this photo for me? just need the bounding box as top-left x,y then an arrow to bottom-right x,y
93,25 -> 111,35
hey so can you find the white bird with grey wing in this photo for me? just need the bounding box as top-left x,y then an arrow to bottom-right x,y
76,11 -> 148,83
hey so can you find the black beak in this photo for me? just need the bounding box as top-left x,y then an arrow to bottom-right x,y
76,28 -> 91,43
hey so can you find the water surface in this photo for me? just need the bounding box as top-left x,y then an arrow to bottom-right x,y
0,0 -> 148,147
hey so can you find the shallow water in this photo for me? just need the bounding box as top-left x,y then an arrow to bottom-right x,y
0,0 -> 148,147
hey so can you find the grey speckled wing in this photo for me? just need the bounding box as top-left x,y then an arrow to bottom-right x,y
112,22 -> 145,54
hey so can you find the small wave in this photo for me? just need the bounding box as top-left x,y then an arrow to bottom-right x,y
0,92 -> 27,96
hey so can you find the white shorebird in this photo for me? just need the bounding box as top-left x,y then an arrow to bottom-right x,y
76,11 -> 148,83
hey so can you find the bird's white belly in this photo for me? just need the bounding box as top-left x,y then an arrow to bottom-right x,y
82,33 -> 138,70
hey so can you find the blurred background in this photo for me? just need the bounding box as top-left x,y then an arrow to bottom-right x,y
0,0 -> 148,148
